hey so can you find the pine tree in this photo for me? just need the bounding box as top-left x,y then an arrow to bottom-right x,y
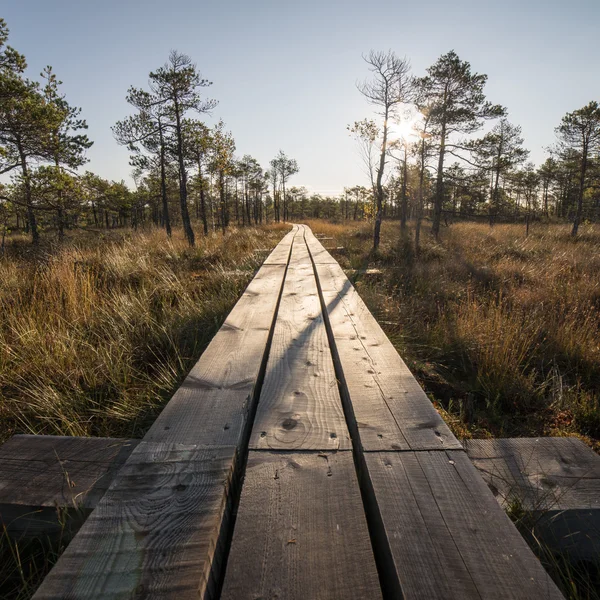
555,101 -> 600,236
415,51 -> 505,239
149,51 -> 217,246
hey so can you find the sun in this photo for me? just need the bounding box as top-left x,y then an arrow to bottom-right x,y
387,111 -> 424,142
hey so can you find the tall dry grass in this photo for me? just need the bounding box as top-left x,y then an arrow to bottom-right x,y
304,219 -> 600,448
0,224 -> 288,443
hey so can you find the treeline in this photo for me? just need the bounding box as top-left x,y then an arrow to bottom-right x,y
0,19 -> 310,248
350,50 -> 600,248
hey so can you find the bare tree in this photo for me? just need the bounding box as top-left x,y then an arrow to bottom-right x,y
357,50 -> 412,250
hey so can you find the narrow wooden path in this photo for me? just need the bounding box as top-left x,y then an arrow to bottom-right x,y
31,225 -> 564,599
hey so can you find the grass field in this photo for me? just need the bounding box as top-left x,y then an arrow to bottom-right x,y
305,219 -> 600,451
0,224 -> 288,445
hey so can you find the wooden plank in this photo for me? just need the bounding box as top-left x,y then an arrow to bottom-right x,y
465,437 -> 600,511
303,226 -> 340,264
33,443 -> 237,600
263,225 -> 297,264
313,260 -> 353,293
287,225 -> 311,266
0,435 -> 138,539
250,237 -> 350,450
221,451 -> 381,600
365,450 -> 564,599
0,435 -> 138,510
145,262 -> 288,447
319,280 -> 460,451
302,229 -> 458,451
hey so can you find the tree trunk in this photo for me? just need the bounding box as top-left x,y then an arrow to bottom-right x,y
282,179 -> 287,222
173,99 -> 195,246
199,179 -> 208,236
158,123 -> 172,237
415,137 -> 427,256
400,145 -> 409,232
219,170 -> 226,235
18,147 -> 39,245
571,141 -> 588,237
432,122 -> 446,240
57,207 -> 64,240
373,108 -> 389,250
273,178 -> 279,222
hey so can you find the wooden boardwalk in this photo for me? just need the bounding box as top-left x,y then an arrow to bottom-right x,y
28,224 -> 564,599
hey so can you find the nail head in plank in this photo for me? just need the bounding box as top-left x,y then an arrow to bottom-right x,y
221,451 -> 382,600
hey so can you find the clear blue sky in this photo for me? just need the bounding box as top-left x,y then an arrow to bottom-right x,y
4,0 -> 599,195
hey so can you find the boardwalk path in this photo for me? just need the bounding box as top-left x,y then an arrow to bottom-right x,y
33,225 -> 563,599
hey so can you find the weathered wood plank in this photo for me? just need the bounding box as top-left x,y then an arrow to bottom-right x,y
33,443 -> 237,600
287,225 -> 311,266
145,263 -> 288,446
33,229 -> 299,598
365,450 -> 564,599
0,435 -> 137,507
466,437 -> 600,563
0,435 -> 137,509
319,279 -> 459,451
250,237 -> 350,450
263,225 -> 297,264
465,437 -> 600,510
303,226 -> 340,264
0,435 -> 138,539
221,451 -> 381,600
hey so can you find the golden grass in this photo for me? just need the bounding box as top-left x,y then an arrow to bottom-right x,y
0,224 -> 288,444
303,219 -> 600,449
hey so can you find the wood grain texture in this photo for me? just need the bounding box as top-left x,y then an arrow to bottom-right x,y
305,233 -> 458,451
250,237 -> 350,450
145,263 -> 288,447
465,437 -> 600,511
0,435 -> 138,510
319,280 -> 459,451
366,450 -> 564,599
221,451 -> 381,600
263,225 -> 297,264
33,443 -> 237,600
0,435 -> 138,540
